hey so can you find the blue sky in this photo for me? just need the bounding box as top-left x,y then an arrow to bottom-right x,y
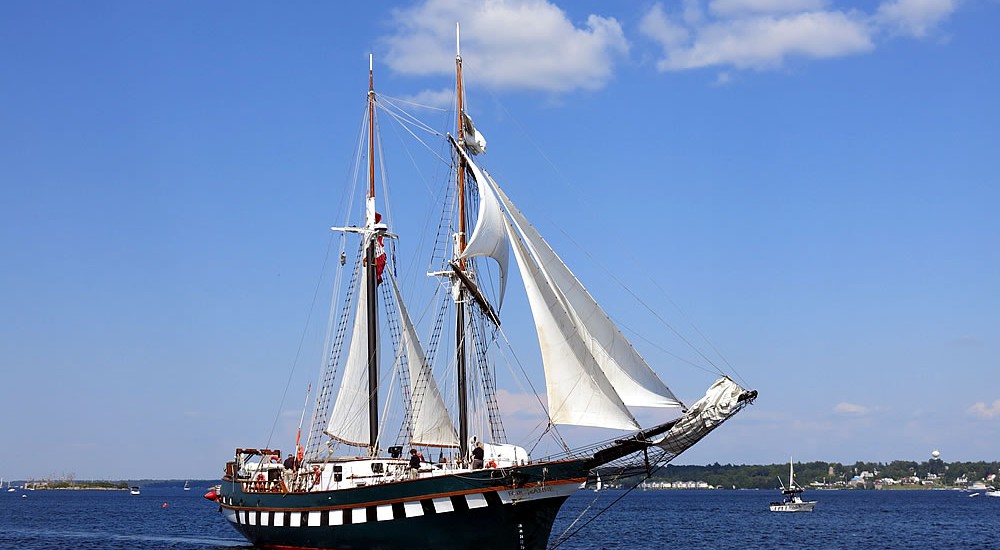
2,0 -> 997,481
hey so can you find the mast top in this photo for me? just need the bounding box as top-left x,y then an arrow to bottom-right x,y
456,22 -> 461,59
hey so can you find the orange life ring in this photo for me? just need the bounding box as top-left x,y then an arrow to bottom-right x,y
269,455 -> 280,463
487,460 -> 497,468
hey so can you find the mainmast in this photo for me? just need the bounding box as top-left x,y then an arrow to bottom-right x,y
365,54 -> 380,457
454,23 -> 470,462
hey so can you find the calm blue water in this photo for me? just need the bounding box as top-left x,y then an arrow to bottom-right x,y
2,486 -> 997,549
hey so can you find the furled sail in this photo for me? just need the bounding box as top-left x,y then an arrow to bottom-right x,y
480,169 -> 681,429
654,376 -> 748,455
325,251 -> 374,447
457,147 -> 509,307
388,272 -> 459,447
462,111 -> 487,155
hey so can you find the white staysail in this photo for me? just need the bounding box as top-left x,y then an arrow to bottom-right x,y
506,217 -> 639,430
457,146 -> 509,306
489,173 -> 679,409
325,258 -> 373,447
458,157 -> 680,428
388,273 -> 459,448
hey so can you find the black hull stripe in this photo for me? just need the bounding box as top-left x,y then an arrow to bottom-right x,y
225,480 -> 580,529
231,487 -> 505,526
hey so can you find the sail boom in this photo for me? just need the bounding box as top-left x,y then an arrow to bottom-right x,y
449,262 -> 500,326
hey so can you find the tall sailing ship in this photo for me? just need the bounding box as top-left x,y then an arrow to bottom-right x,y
209,29 -> 757,550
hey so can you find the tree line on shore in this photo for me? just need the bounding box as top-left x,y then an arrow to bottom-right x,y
647,459 -> 1000,489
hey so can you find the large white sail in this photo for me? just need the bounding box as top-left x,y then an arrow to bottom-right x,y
472,173 -> 680,428
388,273 -> 459,448
324,257 -> 373,447
487,172 -> 680,409
506,216 -> 640,430
457,146 -> 509,307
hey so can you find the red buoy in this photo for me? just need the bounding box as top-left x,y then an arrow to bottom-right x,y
203,490 -> 218,501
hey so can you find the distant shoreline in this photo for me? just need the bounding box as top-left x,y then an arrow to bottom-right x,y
31,486 -> 129,491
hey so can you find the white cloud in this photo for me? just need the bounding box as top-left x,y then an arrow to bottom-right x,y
381,0 -> 628,93
641,0 -> 958,73
639,3 -> 691,51
834,402 -> 872,415
709,0 -> 830,17
967,399 -> 1000,419
656,11 -> 874,71
875,0 -> 957,38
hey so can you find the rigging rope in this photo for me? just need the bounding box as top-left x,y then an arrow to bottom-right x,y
548,448 -> 674,550
492,325 -> 572,455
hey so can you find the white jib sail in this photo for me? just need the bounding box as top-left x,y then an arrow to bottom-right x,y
457,151 -> 509,307
505,216 -> 639,430
325,256 -> 373,447
388,272 -> 459,448
487,174 -> 680,409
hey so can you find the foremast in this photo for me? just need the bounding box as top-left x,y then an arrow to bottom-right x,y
364,54 -> 380,457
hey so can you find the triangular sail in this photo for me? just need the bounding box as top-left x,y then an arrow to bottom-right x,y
489,174 -> 680,409
325,254 -> 373,447
457,144 -> 509,307
506,216 -> 639,430
388,273 -> 459,448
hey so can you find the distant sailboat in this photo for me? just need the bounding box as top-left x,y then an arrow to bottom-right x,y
769,459 -> 816,512
183,480 -> 190,491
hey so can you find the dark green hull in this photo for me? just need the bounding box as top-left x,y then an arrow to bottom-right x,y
217,459 -> 588,550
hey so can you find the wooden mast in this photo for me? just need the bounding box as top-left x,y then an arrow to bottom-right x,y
365,54 -> 380,457
454,23 -> 470,462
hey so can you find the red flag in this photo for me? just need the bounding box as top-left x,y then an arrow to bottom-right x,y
374,235 -> 386,284
373,212 -> 386,284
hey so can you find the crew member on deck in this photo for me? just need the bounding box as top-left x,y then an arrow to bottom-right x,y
409,449 -> 421,479
472,442 -> 485,469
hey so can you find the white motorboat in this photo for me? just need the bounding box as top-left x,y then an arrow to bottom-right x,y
770,459 -> 817,512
